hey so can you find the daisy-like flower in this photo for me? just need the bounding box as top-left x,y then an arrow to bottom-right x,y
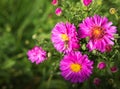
27,46 -> 47,64
78,15 -> 117,52
60,52 -> 93,83
51,22 -> 80,53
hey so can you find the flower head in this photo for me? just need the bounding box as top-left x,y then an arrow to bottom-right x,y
27,46 -> 47,64
60,52 -> 93,83
78,15 -> 117,52
51,22 -> 80,53
51,0 -> 58,6
55,8 -> 62,16
83,0 -> 92,6
97,62 -> 106,70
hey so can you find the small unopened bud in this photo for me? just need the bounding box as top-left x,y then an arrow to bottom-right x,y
105,44 -> 112,52
108,78 -> 114,84
25,40 -> 29,45
83,0 -> 92,6
110,66 -> 118,73
51,0 -> 58,6
47,52 -> 51,58
32,34 -> 37,39
109,8 -> 117,15
93,77 -> 101,86
55,8 -> 62,16
97,62 -> 106,70
72,43 -> 80,51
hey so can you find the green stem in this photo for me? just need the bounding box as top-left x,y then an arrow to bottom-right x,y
47,60 -> 59,89
47,74 -> 53,89
86,6 -> 89,16
114,14 -> 119,21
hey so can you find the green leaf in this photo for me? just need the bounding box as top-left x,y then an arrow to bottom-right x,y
2,59 -> 15,69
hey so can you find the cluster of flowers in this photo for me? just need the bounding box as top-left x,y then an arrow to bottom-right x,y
27,0 -> 118,84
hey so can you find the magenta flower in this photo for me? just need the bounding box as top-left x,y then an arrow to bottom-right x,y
93,77 -> 101,86
60,52 -> 93,83
83,0 -> 92,6
110,66 -> 118,73
51,22 -> 80,53
55,8 -> 62,16
51,0 -> 58,6
78,15 -> 117,52
27,46 -> 47,64
97,62 -> 106,70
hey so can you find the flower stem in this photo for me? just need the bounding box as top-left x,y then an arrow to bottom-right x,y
47,73 -> 53,89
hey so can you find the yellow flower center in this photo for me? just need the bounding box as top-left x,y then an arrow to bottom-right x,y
61,34 -> 69,41
70,63 -> 82,72
92,26 -> 104,39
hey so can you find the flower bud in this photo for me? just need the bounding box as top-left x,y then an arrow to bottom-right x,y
93,77 -> 101,86
108,78 -> 114,84
72,43 -> 80,51
97,62 -> 106,70
109,8 -> 116,15
105,44 -> 112,52
110,66 -> 118,73
55,8 -> 62,16
83,0 -> 92,6
51,0 -> 58,6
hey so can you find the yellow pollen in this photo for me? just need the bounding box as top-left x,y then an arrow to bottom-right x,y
94,29 -> 101,35
61,34 -> 69,41
92,27 -> 104,39
70,63 -> 82,72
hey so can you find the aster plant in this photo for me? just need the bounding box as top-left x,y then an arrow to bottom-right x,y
27,46 -> 47,64
60,52 -> 93,83
27,0 -> 120,89
51,22 -> 80,53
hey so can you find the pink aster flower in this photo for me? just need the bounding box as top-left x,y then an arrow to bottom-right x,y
27,46 -> 47,64
78,15 -> 117,52
51,22 -> 80,53
55,8 -> 62,16
97,62 -> 106,70
83,0 -> 92,6
51,0 -> 58,6
60,52 -> 93,83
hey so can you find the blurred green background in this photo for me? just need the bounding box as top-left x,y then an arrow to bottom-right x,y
0,0 -> 120,89
0,0 -> 62,89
